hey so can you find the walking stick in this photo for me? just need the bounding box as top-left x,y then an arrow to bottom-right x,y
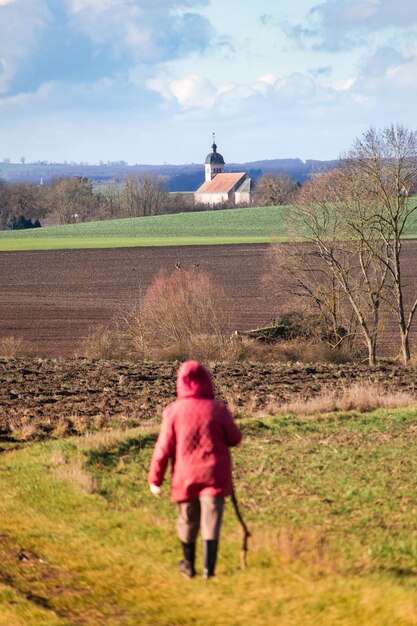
231,488 -> 251,570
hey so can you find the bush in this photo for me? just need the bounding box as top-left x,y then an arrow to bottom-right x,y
235,311 -> 356,362
83,325 -> 129,359
124,269 -> 229,360
0,335 -> 29,358
225,337 -> 353,364
9,215 -> 41,230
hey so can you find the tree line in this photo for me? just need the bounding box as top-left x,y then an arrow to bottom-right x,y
0,175 -> 198,229
0,170 -> 301,230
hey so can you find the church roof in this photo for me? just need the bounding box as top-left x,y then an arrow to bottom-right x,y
196,172 -> 247,194
205,151 -> 225,164
235,177 -> 251,192
205,141 -> 225,165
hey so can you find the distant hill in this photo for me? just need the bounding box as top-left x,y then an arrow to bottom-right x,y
0,158 -> 338,191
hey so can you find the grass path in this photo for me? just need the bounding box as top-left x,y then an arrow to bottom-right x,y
0,409 -> 417,624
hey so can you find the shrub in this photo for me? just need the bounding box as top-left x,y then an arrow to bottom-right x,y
0,335 -> 29,358
222,336 -> 354,364
240,312 -> 352,352
82,324 -> 128,359
124,269 -> 229,360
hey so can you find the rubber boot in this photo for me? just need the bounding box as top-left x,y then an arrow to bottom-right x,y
178,542 -> 196,578
202,540 -> 218,579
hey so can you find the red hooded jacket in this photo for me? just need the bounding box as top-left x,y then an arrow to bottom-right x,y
148,360 -> 242,502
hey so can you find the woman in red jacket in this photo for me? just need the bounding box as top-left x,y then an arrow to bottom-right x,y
148,360 -> 242,579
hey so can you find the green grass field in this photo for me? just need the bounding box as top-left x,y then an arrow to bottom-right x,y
1,202 -> 417,252
1,408 -> 417,625
0,206 -> 287,251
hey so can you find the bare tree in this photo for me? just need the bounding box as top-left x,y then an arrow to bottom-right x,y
0,180 -> 48,229
120,174 -> 167,217
253,173 -> 298,206
289,168 -> 390,365
265,242 -> 359,350
0,179 -> 12,230
101,183 -> 123,218
120,175 -> 140,217
136,174 -> 167,216
343,124 -> 417,363
8,182 -> 47,222
48,177 -> 98,224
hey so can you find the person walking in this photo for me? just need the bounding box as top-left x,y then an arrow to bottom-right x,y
148,360 -> 242,579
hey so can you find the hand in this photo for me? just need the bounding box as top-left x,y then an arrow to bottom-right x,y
150,484 -> 162,497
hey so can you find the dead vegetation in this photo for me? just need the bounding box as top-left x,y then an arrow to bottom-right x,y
83,324 -> 129,360
263,382 -> 417,416
0,335 -> 30,358
51,454 -> 97,494
121,268 -> 229,360
1,358 -> 417,444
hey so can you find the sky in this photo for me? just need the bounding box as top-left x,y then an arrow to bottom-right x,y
1,0 -> 417,165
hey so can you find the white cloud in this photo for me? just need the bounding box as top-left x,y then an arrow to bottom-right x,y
289,0 -> 417,51
273,73 -> 316,100
0,0 -> 214,96
149,74 -> 217,108
69,0 -> 118,11
323,0 -> 381,27
0,0 -> 50,94
372,49 -> 417,87
332,76 -> 357,90
149,71 -> 327,113
2,0 -> 417,165
64,0 -> 214,64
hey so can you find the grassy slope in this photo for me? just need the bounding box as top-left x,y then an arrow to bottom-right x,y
1,202 -> 417,252
0,206 -> 287,251
1,409 -> 416,625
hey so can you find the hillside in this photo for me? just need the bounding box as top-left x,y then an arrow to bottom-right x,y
0,359 -> 416,625
0,205 -> 287,251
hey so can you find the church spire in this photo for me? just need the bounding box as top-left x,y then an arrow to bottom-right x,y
212,131 -> 217,152
204,132 -> 225,181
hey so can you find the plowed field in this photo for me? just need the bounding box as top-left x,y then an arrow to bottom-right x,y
1,244 -> 272,357
2,358 -> 417,442
1,241 -> 417,357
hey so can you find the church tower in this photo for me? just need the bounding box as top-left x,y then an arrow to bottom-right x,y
204,133 -> 225,182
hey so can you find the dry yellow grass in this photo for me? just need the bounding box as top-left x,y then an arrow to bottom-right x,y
8,416 -> 38,441
51,455 -> 97,494
75,427 -> 142,451
265,382 -> 417,416
0,335 -> 29,358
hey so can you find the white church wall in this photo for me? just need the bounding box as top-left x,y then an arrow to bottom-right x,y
235,191 -> 251,204
195,192 -> 229,205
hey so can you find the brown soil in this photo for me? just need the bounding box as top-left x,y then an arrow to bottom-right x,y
0,244 -> 271,357
1,241 -> 417,358
1,358 -> 417,443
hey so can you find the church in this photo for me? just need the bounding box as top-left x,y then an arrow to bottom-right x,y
194,136 -> 252,206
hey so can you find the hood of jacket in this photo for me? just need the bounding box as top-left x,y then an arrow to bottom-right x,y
176,360 -> 215,400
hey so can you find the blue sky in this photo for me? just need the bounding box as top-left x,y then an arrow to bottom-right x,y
1,0 -> 417,164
